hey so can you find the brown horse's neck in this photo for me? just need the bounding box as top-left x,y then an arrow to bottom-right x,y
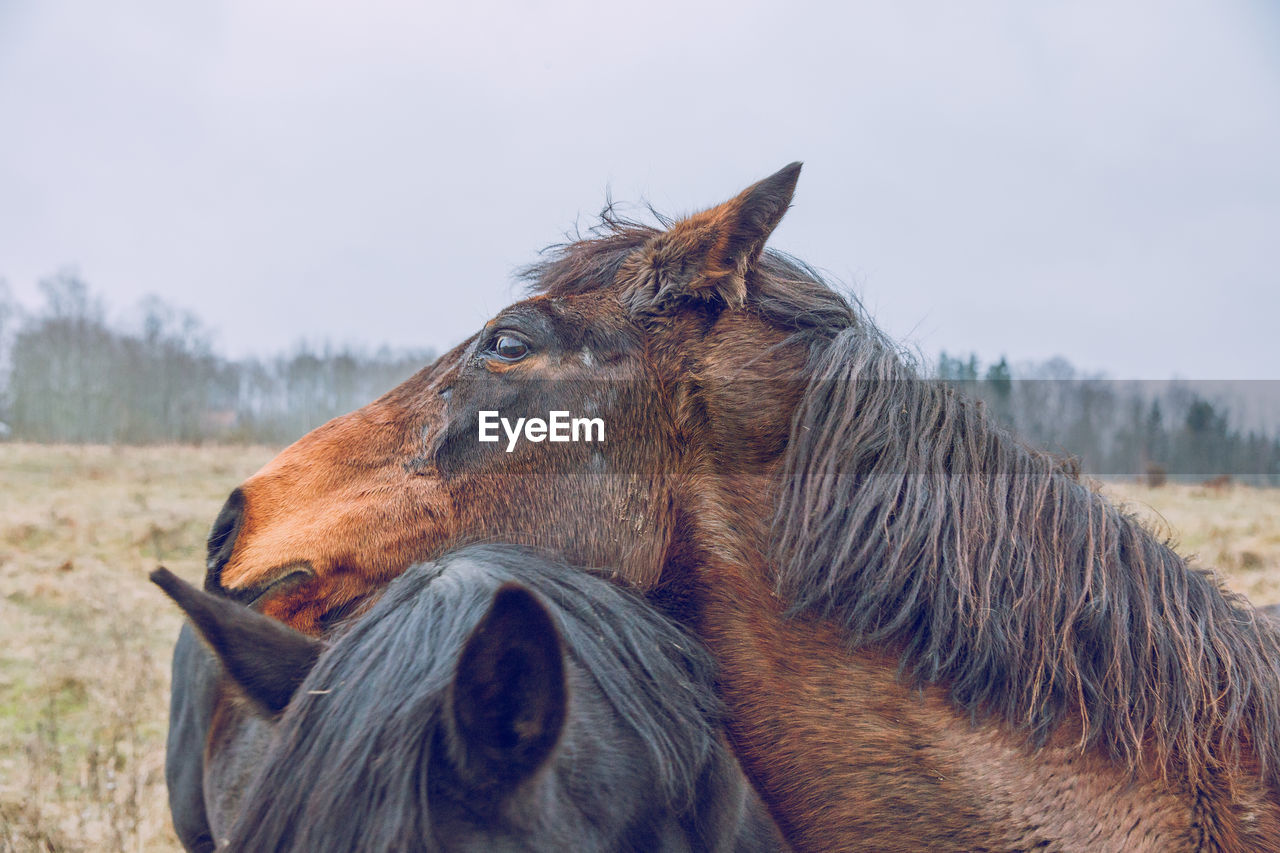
676,550 -> 1280,852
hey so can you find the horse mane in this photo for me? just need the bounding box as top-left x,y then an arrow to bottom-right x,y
774,314 -> 1280,786
230,545 -> 725,849
528,213 -> 1280,788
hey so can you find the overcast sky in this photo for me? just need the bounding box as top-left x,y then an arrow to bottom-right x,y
1,0 -> 1277,380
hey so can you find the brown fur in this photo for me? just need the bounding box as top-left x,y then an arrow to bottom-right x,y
204,164 -> 1280,850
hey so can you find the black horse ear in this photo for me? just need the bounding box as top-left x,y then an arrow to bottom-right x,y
150,567 -> 323,717
622,162 -> 802,313
446,583 -> 566,792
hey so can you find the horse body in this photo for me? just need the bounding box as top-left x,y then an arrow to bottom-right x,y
195,165 -> 1280,849
159,546 -> 784,851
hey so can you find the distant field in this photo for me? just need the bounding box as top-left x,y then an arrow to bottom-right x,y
1,443 -> 1278,851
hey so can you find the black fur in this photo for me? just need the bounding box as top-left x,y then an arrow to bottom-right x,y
158,547 -> 785,852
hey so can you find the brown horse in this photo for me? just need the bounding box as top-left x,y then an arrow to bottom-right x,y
202,164 -> 1280,850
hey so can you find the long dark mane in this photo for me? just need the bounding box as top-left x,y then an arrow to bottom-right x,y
530,216 -> 1280,788
229,545 -> 726,849
775,324 -> 1280,785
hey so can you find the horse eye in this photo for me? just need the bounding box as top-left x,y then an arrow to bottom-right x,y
492,335 -> 529,362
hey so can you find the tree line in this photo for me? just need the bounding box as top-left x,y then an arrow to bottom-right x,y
0,272 -> 1276,484
937,353 -> 1280,485
0,272 -> 432,445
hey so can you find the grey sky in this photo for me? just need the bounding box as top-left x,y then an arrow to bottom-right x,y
2,0 -> 1277,379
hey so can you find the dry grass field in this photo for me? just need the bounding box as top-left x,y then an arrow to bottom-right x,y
0,443 -> 1277,851
1102,480 -> 1280,606
0,444 -> 277,852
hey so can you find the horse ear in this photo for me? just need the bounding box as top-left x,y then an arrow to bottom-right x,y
447,583 -> 566,792
150,567 -> 323,717
623,161 -> 802,312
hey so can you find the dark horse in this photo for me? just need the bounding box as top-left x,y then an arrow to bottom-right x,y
156,546 -> 784,851
200,164 -> 1280,850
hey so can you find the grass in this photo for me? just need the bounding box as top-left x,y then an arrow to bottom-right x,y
1103,479 -> 1280,606
0,444 -> 1277,851
0,444 -> 277,853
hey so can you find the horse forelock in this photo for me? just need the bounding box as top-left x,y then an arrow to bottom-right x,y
773,324 -> 1280,787
522,210 -> 857,345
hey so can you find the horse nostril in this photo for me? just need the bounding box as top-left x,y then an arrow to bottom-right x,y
204,488 -> 246,593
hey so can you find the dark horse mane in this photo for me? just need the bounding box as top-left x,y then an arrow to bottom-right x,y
230,545 -> 725,847
526,213 -> 1280,788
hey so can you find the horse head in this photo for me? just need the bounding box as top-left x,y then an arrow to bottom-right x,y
204,163 -> 827,634
157,549 -> 785,851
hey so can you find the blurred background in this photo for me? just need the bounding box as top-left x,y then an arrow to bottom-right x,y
1,2 -> 1277,849
1,0 -> 1277,468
